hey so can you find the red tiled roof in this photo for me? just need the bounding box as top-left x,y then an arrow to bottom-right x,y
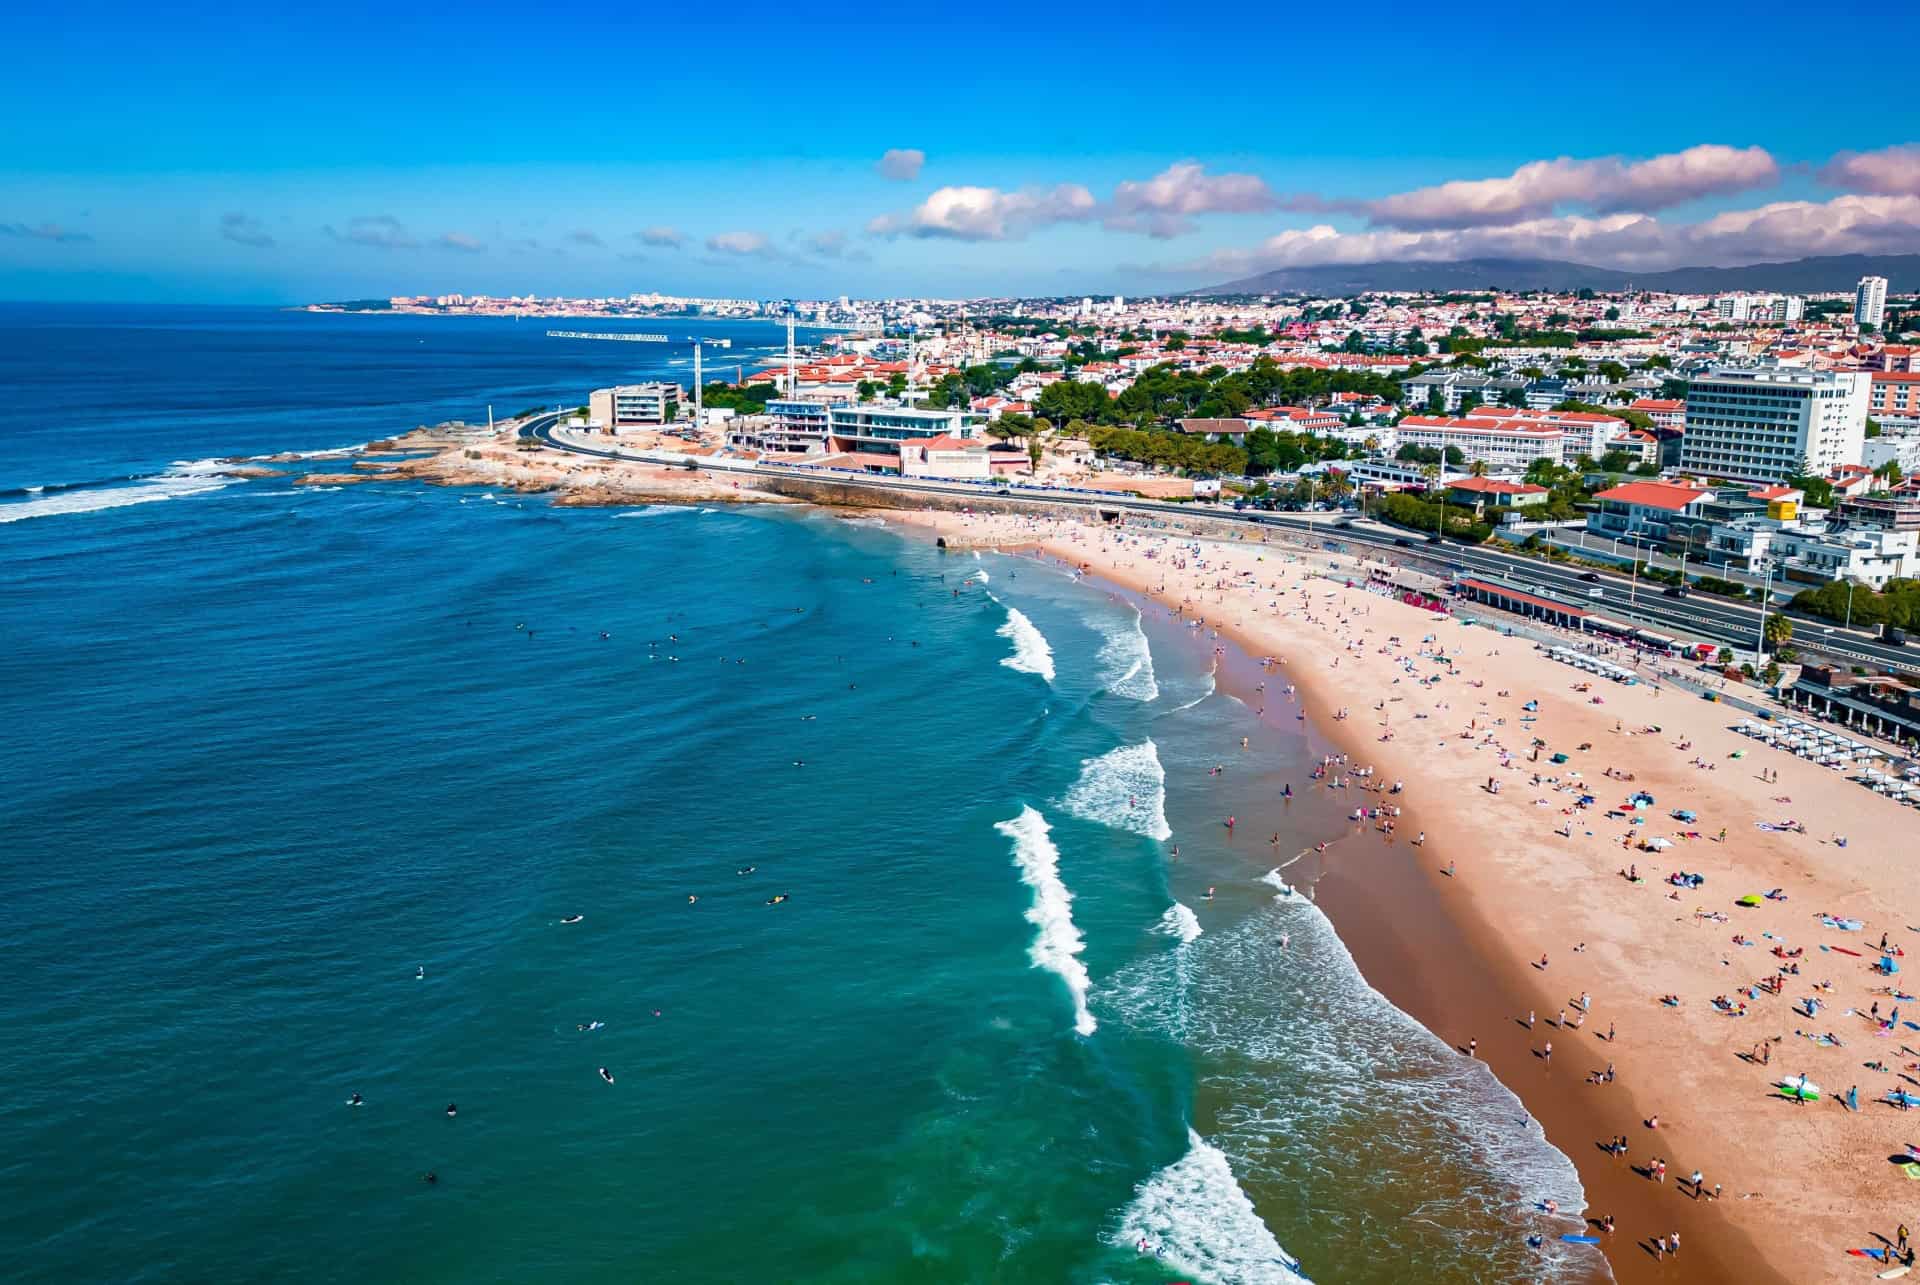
1458,579 -> 1589,617
1593,481 -> 1708,510
1447,478 -> 1549,496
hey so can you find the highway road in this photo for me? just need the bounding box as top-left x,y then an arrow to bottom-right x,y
518,415 -> 1919,676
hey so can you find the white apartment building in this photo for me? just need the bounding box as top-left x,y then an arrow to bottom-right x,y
1395,410 -> 1627,470
1678,365 -> 1868,483
1715,294 -> 1803,323
1862,434 -> 1920,477
1856,275 -> 1889,329
1773,523 -> 1918,588
588,382 -> 683,430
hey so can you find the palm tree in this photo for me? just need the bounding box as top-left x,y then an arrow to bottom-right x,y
1763,613 -> 1793,651
1419,461 -> 1445,537
1469,459 -> 1489,478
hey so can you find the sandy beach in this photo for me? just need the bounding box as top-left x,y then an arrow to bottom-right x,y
898,504 -> 1920,1285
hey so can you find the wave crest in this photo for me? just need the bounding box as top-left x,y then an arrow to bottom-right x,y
996,606 -> 1055,683
994,806 -> 1095,1037
1061,740 -> 1171,841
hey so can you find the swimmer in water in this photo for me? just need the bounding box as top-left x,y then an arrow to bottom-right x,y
687,895 -> 698,905
737,866 -> 756,876
1203,886 -> 1216,900
424,1171 -> 438,1184
767,893 -> 789,905
576,1021 -> 604,1032
416,965 -> 425,980
446,1103 -> 457,1118
348,1092 -> 363,1107
598,1067 -> 615,1084
560,914 -> 583,925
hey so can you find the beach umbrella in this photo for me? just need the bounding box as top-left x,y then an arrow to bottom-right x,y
1646,836 -> 1675,850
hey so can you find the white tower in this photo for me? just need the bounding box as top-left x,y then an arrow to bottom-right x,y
786,311 -> 797,395
693,343 -> 703,422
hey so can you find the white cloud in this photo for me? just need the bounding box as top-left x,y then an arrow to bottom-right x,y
706,230 -> 774,256
567,229 -> 604,248
867,183 -> 1097,241
1107,161 -> 1277,237
220,213 -> 273,248
637,225 -> 683,248
876,148 -> 925,182
1821,143 -> 1920,197
324,215 -> 418,250
1170,191 -> 1920,279
1364,144 -> 1779,229
435,231 -> 485,253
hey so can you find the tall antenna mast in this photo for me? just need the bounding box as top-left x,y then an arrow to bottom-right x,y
693,342 -> 703,422
786,307 -> 797,396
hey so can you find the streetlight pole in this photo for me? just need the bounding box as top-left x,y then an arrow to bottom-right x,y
1754,560 -> 1775,666
1845,579 -> 1856,631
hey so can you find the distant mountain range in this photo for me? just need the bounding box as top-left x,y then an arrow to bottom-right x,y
1191,253 -> 1920,298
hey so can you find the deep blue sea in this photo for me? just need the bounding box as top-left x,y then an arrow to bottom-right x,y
0,305 -> 1593,1283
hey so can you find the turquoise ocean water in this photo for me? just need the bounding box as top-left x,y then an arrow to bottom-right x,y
0,306 -> 1596,1283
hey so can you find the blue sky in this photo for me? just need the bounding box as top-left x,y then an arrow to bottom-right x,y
3,0 -> 1917,302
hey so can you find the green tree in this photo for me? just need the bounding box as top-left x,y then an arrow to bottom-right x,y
856,380 -> 878,403
1763,613 -> 1793,650
886,372 -> 908,399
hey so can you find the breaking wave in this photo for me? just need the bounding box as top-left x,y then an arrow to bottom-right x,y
994,806 -> 1096,1037
1060,740 -> 1171,841
1110,1129 -> 1308,1285
0,460 -> 237,525
1101,896 -> 1593,1280
996,606 -> 1056,683
1097,607 -> 1159,702
1155,902 -> 1204,944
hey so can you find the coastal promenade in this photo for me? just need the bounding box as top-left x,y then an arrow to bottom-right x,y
523,419 -> 1920,679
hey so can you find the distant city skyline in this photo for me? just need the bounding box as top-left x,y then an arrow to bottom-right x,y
3,0 -> 1918,302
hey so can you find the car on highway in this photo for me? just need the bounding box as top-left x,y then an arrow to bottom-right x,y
1577,572 -> 1601,582
1662,584 -> 1689,597
1393,537 -> 1414,548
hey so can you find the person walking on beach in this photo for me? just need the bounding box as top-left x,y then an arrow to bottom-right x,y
1543,1040 -> 1552,1065
1527,1010 -> 1535,1029
1899,1223 -> 1910,1255
1468,1038 -> 1477,1058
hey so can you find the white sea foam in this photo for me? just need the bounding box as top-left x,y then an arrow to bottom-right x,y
1155,902 -> 1204,944
1096,607 -> 1160,701
0,462 -> 235,525
1257,868 -> 1296,899
1101,900 -> 1592,1278
1061,740 -> 1172,841
994,806 -> 1096,1037
1111,1129 -> 1308,1285
996,606 -> 1056,683
1169,664 -> 1217,712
